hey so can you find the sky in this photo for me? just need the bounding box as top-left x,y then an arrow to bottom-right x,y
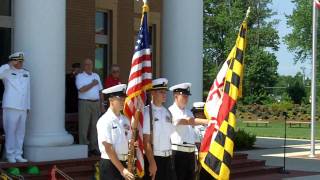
271,0 -> 311,78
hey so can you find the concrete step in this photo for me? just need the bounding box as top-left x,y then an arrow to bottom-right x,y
231,159 -> 266,168
0,156 -> 99,179
231,166 -> 282,178
233,153 -> 248,160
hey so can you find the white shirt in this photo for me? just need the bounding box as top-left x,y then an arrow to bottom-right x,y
169,103 -> 195,146
76,72 -> 103,100
143,103 -> 174,153
0,64 -> 30,111
97,108 -> 130,160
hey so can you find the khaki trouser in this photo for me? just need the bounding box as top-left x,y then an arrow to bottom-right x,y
78,100 -> 100,151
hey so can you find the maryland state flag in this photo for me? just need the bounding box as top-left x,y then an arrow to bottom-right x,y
199,11 -> 249,180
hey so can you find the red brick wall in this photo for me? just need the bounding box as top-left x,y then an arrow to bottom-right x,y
66,0 -> 95,72
66,0 -> 162,80
116,0 -> 134,83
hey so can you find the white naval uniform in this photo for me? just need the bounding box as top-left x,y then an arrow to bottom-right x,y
0,64 -> 30,160
97,108 -> 130,160
143,103 -> 174,157
169,103 -> 196,151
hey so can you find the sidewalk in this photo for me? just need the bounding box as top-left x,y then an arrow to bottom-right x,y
241,137 -> 320,180
240,137 -> 320,173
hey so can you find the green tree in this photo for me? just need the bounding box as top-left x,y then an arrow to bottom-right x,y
284,0 -> 320,99
203,0 -> 280,100
284,0 -> 313,63
287,73 -> 307,104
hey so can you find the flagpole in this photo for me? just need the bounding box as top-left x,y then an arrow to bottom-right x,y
310,0 -> 318,158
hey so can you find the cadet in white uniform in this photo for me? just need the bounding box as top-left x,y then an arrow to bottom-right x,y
143,78 -> 175,180
96,84 -> 134,180
169,83 -> 208,180
0,52 -> 30,163
192,102 -> 207,150
191,102 -> 209,179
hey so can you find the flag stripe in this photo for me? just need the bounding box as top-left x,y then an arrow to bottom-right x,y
129,60 -> 152,75
128,67 -> 152,82
127,79 -> 152,95
131,50 -> 151,65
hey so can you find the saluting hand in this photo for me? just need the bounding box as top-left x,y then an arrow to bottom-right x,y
91,79 -> 99,86
121,168 -> 135,180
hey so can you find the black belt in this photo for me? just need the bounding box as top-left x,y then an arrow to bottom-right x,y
79,99 -> 99,102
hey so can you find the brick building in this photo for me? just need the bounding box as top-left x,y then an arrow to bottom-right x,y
0,0 -> 203,162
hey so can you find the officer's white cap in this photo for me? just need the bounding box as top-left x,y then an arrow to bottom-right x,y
102,84 -> 127,97
151,78 -> 168,90
8,52 -> 24,61
193,102 -> 205,109
192,102 -> 205,113
169,82 -> 192,95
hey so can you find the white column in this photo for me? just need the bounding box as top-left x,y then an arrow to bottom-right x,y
14,0 -> 87,161
162,0 -> 203,106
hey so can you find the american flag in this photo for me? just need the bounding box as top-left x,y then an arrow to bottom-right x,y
123,3 -> 152,178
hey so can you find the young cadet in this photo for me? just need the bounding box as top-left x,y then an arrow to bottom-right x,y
143,78 -> 175,180
169,83 -> 209,180
96,84 -> 134,180
192,102 -> 207,151
191,102 -> 208,179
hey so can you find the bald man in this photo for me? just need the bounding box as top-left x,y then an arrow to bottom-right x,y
76,58 -> 105,155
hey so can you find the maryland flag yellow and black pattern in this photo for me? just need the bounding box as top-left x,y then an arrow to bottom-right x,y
200,19 -> 248,180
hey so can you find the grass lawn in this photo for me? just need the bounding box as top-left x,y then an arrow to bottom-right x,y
237,119 -> 320,140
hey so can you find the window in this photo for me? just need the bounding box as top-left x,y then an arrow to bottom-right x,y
95,11 -> 108,35
149,25 -> 157,77
95,44 -> 108,79
0,28 -> 11,64
0,0 -> 11,16
95,11 -> 111,81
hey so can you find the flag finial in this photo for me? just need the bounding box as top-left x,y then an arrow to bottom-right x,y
246,7 -> 251,19
142,0 -> 149,12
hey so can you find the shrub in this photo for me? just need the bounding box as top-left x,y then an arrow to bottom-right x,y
268,101 -> 293,114
287,80 -> 306,104
234,129 -> 256,150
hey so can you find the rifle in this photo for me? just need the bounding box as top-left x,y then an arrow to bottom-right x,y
127,110 -> 140,175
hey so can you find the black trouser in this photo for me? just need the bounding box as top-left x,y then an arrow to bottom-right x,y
144,155 -> 176,180
173,150 -> 195,180
199,168 -> 213,180
100,158 -> 126,180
